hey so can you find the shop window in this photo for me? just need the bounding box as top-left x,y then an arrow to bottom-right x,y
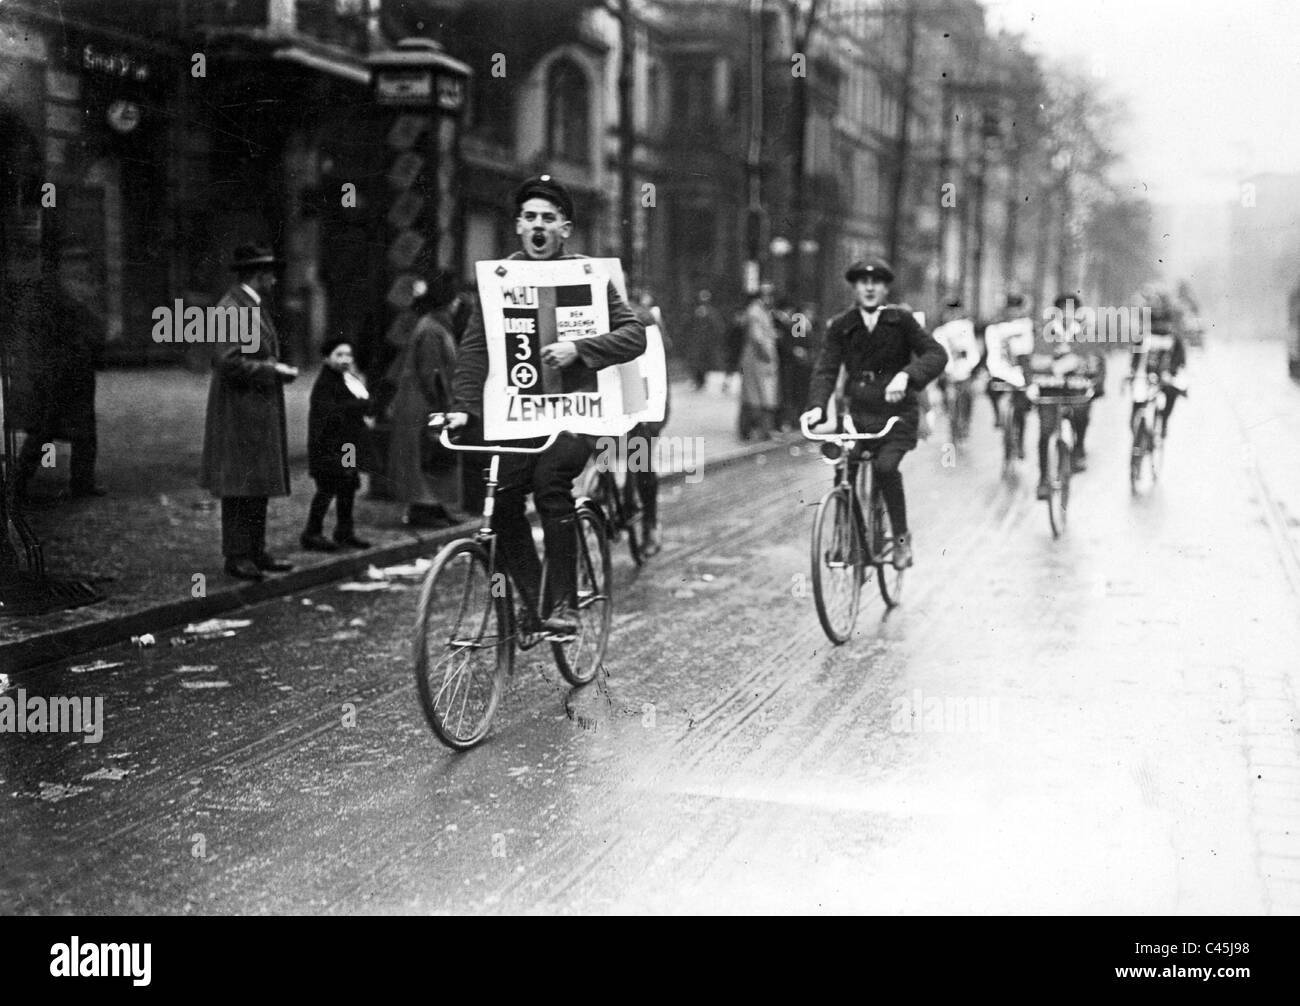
547,58 -> 590,166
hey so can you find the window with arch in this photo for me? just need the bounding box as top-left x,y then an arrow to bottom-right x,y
547,57 -> 590,165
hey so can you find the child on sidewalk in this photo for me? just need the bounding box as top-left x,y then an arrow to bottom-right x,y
301,338 -> 376,552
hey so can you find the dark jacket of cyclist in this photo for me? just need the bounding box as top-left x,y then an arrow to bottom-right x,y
802,258 -> 946,569
447,175 -> 645,633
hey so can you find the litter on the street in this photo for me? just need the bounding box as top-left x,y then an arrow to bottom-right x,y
184,618 -> 252,634
68,659 -> 125,674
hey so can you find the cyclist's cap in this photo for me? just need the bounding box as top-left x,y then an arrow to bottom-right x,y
1005,291 -> 1027,308
845,257 -> 894,283
1053,292 -> 1081,311
514,174 -> 574,220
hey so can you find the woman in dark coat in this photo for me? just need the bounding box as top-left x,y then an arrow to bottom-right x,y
301,338 -> 377,550
387,272 -> 463,527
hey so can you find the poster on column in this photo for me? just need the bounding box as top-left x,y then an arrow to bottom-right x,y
474,258 -> 666,439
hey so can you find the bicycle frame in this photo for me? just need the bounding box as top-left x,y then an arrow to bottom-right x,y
802,413 -> 900,563
429,416 -> 559,619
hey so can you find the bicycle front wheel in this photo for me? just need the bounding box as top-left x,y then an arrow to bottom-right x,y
413,539 -> 511,750
1047,434 -> 1070,538
1130,417 -> 1150,493
810,486 -> 862,644
552,503 -> 613,685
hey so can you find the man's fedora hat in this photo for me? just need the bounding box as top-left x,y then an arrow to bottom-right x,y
229,242 -> 281,271
513,174 -> 575,220
845,257 -> 894,284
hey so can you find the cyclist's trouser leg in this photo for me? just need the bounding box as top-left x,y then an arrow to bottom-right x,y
1073,404 -> 1091,455
1012,391 -> 1031,449
628,423 -> 660,527
534,432 -> 594,610
492,452 -> 544,615
988,386 -> 1004,425
1160,387 -> 1178,432
871,442 -> 909,536
1037,404 -> 1059,480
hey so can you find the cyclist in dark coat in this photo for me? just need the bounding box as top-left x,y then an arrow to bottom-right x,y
801,258 -> 946,569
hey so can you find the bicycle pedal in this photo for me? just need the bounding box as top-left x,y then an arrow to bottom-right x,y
541,628 -> 578,643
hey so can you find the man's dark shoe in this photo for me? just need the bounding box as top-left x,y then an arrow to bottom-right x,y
641,523 -> 662,558
1070,455 -> 1087,474
892,533 -> 914,570
333,533 -> 372,550
541,604 -> 580,639
225,558 -> 265,581
253,554 -> 294,572
1036,480 -> 1052,501
300,532 -> 340,552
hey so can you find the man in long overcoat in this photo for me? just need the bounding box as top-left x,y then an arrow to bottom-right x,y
199,243 -> 300,581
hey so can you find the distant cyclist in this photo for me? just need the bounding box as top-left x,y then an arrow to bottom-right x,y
1044,292 -> 1105,471
1128,293 -> 1187,437
931,295 -> 979,440
799,258 -> 947,570
1026,299 -> 1095,499
983,291 -> 1036,457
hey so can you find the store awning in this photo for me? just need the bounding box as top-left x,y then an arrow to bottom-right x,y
272,46 -> 368,87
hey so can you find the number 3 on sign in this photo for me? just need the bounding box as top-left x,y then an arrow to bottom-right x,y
515,333 -> 530,361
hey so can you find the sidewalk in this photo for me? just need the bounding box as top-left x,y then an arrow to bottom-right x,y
0,368 -> 772,670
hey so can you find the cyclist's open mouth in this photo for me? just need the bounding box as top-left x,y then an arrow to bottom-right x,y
531,232 -> 548,250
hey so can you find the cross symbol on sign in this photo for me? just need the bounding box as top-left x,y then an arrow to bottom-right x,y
511,362 -> 538,389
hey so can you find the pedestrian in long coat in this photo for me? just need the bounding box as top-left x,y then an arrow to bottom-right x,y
387,271 -> 463,527
739,284 -> 780,440
198,243 -> 299,580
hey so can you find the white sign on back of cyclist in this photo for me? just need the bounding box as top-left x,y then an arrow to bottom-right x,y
475,257 -> 666,440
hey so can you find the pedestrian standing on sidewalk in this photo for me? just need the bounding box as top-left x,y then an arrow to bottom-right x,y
686,288 -> 725,390
739,282 -> 780,441
388,271 -> 464,529
301,338 -> 376,551
199,243 -> 299,582
13,270 -> 106,506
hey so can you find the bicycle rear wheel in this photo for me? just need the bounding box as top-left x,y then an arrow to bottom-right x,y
413,539 -> 511,750
552,503 -> 612,685
810,485 -> 862,643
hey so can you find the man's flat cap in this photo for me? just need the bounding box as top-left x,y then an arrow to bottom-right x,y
844,257 -> 894,283
513,174 -> 574,220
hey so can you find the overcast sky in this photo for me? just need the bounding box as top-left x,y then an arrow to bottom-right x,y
983,0 -> 1300,206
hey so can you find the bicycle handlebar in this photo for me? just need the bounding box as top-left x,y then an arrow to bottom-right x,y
427,413 -> 560,455
801,413 -> 901,442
